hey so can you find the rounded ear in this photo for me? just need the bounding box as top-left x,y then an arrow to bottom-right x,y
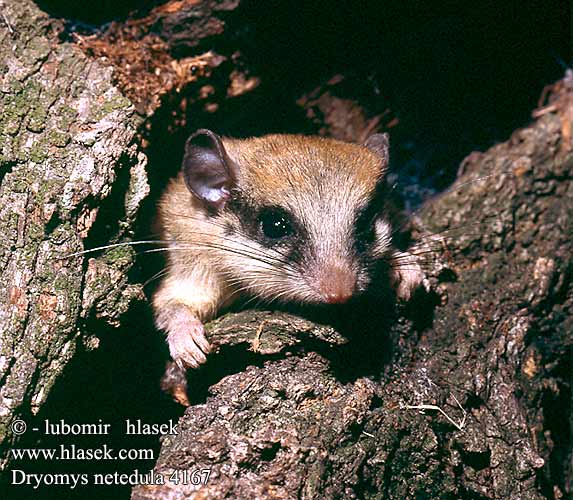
182,129 -> 238,211
363,133 -> 390,170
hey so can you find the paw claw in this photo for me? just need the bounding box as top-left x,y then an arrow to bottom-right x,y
159,306 -> 212,370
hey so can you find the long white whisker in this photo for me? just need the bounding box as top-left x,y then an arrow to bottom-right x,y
63,240 -> 167,259
141,243 -> 289,270
146,237 -> 289,265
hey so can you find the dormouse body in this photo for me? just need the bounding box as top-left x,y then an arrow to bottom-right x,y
153,130 -> 423,369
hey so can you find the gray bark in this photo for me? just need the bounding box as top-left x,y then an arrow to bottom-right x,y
0,0 -> 148,468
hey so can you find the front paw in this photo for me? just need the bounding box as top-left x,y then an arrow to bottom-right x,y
390,251 -> 426,301
156,305 -> 211,369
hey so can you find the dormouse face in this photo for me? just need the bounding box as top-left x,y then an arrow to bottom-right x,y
181,129 -> 397,304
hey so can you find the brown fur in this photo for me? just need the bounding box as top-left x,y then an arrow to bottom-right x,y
223,134 -> 385,201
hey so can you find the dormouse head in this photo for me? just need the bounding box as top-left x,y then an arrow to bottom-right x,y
182,129 -> 397,304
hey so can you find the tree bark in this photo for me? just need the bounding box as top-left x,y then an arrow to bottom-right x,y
132,82 -> 573,499
0,0 -> 147,468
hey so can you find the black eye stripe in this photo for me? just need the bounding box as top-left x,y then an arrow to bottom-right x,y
355,199 -> 381,241
226,195 -> 305,251
353,183 -> 395,253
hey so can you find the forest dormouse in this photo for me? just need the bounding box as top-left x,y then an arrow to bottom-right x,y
153,130 -> 423,368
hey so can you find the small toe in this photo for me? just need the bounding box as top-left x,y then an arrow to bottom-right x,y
193,332 -> 211,354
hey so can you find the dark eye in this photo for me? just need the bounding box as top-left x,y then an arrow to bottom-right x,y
258,208 -> 293,239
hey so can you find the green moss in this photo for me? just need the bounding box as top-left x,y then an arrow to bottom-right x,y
27,88 -> 60,133
91,93 -> 132,122
6,93 -> 31,117
9,177 -> 29,193
18,80 -> 41,109
56,105 -> 78,132
21,36 -> 51,66
0,94 -> 29,136
103,244 -> 135,265
27,220 -> 45,242
26,105 -> 48,133
0,80 -> 48,137
52,273 -> 73,293
27,129 -> 70,165
29,141 -> 48,163
7,80 -> 24,94
35,182 -> 51,204
0,112 -> 22,136
46,129 -> 71,148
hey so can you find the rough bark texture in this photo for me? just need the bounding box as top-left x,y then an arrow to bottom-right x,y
0,0 -> 148,468
76,0 -> 251,117
132,88 -> 572,499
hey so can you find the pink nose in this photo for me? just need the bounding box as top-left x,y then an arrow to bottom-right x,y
318,266 -> 355,304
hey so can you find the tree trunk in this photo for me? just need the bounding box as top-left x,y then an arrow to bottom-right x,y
132,82 -> 573,499
0,0 -> 147,468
